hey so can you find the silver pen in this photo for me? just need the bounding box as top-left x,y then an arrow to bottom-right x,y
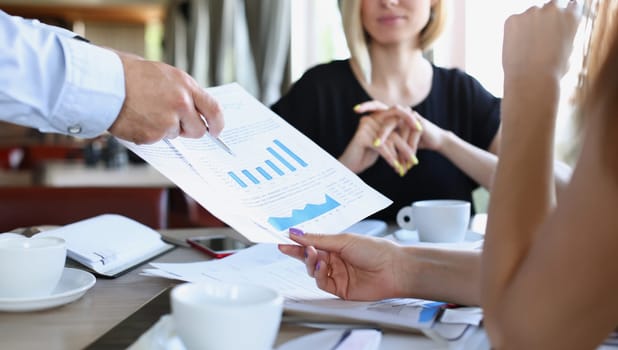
200,115 -> 234,156
208,133 -> 235,156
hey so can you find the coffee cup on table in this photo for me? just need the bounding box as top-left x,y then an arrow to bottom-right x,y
396,200 -> 471,243
171,281 -> 283,350
0,236 -> 66,298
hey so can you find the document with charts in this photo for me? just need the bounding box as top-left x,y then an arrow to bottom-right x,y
119,83 -> 391,243
144,243 -> 477,339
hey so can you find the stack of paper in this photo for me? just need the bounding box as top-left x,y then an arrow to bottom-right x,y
142,243 -> 481,340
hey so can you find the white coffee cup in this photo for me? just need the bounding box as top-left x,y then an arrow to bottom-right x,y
396,200 -> 471,243
171,281 -> 283,350
0,236 -> 66,298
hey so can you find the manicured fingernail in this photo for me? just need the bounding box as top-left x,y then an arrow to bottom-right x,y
315,261 -> 321,271
405,161 -> 413,170
372,138 -> 381,147
415,120 -> 423,131
411,155 -> 419,165
289,227 -> 304,236
304,248 -> 308,259
353,104 -> 361,112
392,160 -> 405,177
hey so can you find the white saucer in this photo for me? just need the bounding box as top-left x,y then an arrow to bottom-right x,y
129,316 -> 435,350
0,268 -> 96,312
128,315 -> 271,350
390,230 -> 484,249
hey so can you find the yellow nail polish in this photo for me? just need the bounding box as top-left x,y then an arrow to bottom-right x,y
373,138 -> 382,147
415,120 -> 423,132
353,104 -> 361,112
393,160 -> 404,177
406,161 -> 413,170
411,155 -> 419,165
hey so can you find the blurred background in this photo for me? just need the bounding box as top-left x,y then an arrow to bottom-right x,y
0,0 -> 585,228
0,0 -> 583,152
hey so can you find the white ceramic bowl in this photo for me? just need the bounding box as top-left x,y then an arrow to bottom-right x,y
0,237 -> 66,298
171,281 -> 283,350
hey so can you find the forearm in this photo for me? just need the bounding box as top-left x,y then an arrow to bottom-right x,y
482,75 -> 560,318
0,11 -> 124,138
437,131 -> 498,189
436,129 -> 571,193
400,247 -> 481,305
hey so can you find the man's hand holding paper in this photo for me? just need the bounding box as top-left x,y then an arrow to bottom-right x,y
120,83 -> 391,243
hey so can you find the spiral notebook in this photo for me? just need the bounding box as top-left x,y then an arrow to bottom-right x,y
36,214 -> 173,278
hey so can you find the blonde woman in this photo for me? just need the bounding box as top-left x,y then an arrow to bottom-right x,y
272,0 -> 502,220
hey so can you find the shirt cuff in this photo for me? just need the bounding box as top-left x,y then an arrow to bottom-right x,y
51,37 -> 125,138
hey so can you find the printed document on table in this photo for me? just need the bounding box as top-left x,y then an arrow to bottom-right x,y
145,244 -> 461,334
119,83 -> 391,243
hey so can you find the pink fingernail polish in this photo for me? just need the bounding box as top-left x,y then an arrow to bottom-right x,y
289,227 -> 304,236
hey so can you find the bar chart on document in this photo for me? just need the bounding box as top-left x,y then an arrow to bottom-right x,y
224,139 -> 341,232
122,83 -> 391,243
226,139 -> 307,189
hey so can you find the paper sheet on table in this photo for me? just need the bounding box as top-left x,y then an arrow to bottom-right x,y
147,244 -> 470,334
120,83 -> 391,244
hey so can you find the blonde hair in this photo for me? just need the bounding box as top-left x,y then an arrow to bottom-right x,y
566,0 -> 616,162
579,0 -> 618,176
577,0 -> 616,101
340,0 -> 447,84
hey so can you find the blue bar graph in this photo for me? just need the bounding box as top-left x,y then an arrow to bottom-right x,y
242,170 -> 260,184
228,140 -> 308,188
265,160 -> 284,176
228,171 -> 247,188
274,139 -> 308,167
256,167 -> 272,180
267,147 -> 296,172
267,194 -> 340,231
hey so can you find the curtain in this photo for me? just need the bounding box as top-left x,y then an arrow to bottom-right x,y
163,0 -> 291,106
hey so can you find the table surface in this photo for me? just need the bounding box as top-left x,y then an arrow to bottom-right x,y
0,229 -> 446,350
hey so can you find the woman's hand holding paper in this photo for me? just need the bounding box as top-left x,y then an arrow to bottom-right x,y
278,229 -> 409,301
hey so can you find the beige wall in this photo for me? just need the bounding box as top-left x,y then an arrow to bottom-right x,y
85,22 -> 146,57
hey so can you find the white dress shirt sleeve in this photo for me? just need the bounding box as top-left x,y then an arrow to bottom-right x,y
0,10 -> 125,138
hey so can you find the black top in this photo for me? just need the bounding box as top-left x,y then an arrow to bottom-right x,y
272,59 -> 501,221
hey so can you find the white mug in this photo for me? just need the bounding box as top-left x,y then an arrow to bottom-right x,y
0,236 -> 66,298
396,200 -> 471,243
171,281 -> 283,350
